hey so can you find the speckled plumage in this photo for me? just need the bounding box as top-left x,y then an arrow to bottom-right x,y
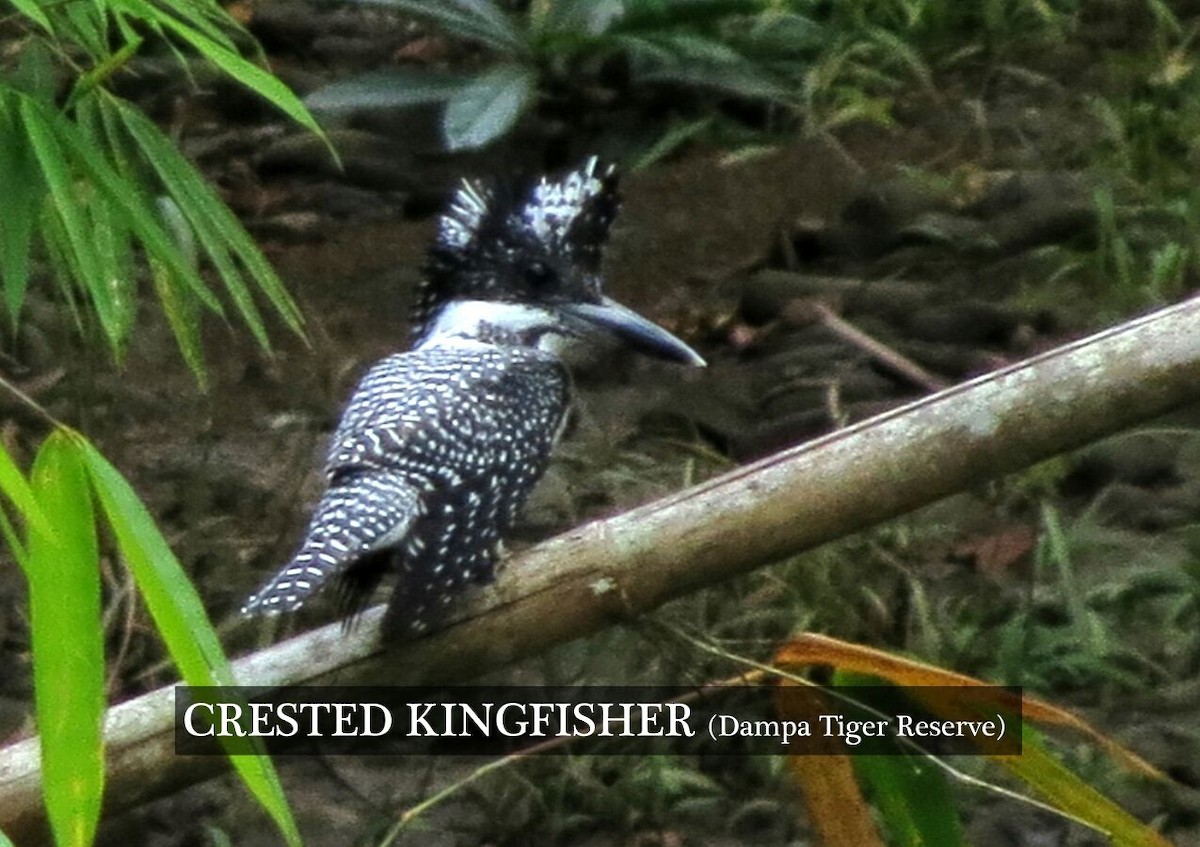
243,159 -> 613,635
413,157 -> 619,345
243,342 -> 566,634
243,157 -> 701,637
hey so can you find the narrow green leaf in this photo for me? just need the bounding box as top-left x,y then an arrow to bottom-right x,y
39,206 -> 87,333
24,92 -> 224,315
78,442 -> 302,847
27,431 -> 104,847
0,503 -> 30,574
81,96 -> 215,374
112,99 -> 305,341
0,443 -> 54,539
19,99 -> 115,340
156,197 -> 198,270
67,34 -> 145,108
148,251 -> 208,387
443,64 -> 536,150
1041,503 -> 1105,655
616,0 -> 766,32
60,0 -> 108,56
745,12 -> 823,54
996,729 -> 1173,847
87,168 -> 138,353
865,27 -> 935,96
7,0 -> 54,33
0,825 -> 15,847
130,0 -> 240,51
854,756 -> 965,847
122,0 -> 325,139
80,443 -> 229,684
0,97 -> 41,324
9,38 -> 59,101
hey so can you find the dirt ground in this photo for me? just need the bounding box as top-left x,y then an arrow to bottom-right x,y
2,1 -> 1200,845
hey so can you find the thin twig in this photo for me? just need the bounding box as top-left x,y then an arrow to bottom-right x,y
783,299 -> 951,392
377,668 -> 769,845
657,623 -> 1109,839
3,295 -> 1199,840
0,372 -> 65,430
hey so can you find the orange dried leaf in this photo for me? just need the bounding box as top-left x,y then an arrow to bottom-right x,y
786,753 -> 885,847
772,633 -> 1164,779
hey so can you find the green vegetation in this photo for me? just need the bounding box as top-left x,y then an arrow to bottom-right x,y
2,0 -> 1199,843
0,0 -> 323,843
308,0 -> 1198,311
320,2 -> 1200,842
0,0 -> 321,383
307,0 -> 822,152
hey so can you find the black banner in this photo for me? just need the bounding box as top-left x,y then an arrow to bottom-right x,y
175,684 -> 1022,757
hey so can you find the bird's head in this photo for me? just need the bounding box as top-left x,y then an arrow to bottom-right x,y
412,157 -> 704,367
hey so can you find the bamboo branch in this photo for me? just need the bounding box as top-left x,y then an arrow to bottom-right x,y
3,296 -> 1200,841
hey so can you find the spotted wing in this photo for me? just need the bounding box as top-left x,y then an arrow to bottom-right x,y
244,343 -> 569,632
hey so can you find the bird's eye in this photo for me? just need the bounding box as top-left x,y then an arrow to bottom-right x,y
525,261 -> 556,289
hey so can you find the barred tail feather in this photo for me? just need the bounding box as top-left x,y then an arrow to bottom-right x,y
242,472 -> 420,615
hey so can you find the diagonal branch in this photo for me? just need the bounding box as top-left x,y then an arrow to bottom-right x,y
2,295 -> 1200,841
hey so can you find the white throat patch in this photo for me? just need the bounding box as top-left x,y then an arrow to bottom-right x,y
419,300 -> 579,357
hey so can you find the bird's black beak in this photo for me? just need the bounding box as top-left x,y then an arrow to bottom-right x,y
559,296 -> 706,367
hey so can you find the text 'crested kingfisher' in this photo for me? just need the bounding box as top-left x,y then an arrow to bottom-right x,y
242,157 -> 705,636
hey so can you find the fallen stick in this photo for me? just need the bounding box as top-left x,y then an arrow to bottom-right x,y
2,295 -> 1199,842
783,298 -> 951,392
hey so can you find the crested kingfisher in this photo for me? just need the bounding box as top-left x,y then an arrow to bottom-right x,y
242,157 -> 705,636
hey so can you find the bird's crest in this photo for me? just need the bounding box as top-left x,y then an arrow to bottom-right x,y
413,157 -> 620,343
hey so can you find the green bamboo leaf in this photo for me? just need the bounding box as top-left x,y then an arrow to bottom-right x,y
78,442 -> 302,847
9,35 -> 59,101
149,251 -> 208,387
632,116 -> 713,170
996,728 -> 1172,847
443,64 -> 536,150
0,443 -> 54,539
7,0 -> 54,33
829,670 -> 965,846
120,0 -> 239,52
0,825 -> 15,847
81,97 -> 213,377
155,197 -> 198,270
121,0 -> 325,139
85,92 -> 139,191
23,93 -> 224,316
112,99 -> 305,341
27,431 -> 104,847
80,443 -> 230,684
19,99 -> 118,343
854,756 -> 965,847
59,1 -> 108,57
0,97 -> 41,323
87,170 -> 138,351
0,86 -> 49,331
67,34 -> 144,108
39,207 -> 87,333
0,503 -> 30,574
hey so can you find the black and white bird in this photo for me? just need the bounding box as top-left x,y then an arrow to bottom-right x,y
242,157 -> 704,636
